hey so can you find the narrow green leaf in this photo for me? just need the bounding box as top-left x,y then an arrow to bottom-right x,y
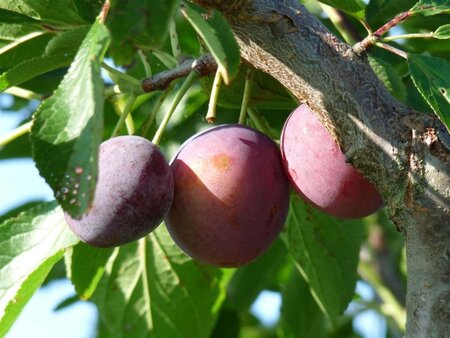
408,54 -> 450,130
66,242 -> 114,300
366,0 -> 416,28
410,0 -> 450,15
318,0 -> 366,20
0,23 -> 40,41
0,0 -> 87,26
281,194 -> 364,322
434,24 -> 450,39
181,2 -> 240,84
107,0 -> 180,65
368,55 -> 406,100
0,9 -> 40,25
30,20 -> 110,217
93,225 -> 232,338
281,267 -> 327,338
0,32 -> 51,68
0,27 -> 90,92
0,202 -> 79,336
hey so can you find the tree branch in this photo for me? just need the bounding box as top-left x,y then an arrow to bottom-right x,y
191,1 -> 450,337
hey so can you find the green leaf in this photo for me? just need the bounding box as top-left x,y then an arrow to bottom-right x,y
0,23 -> 40,41
281,194 -> 364,322
410,0 -> 450,15
0,27 -> 90,92
366,0 -> 416,28
0,0 -> 87,26
0,9 -> 40,25
30,20 -> 110,217
226,238 -> 288,311
368,55 -> 406,100
66,242 -> 114,300
434,24 -> 450,39
93,225 -> 232,338
318,0 -> 366,20
408,54 -> 450,130
181,2 -> 240,84
0,202 -> 79,337
107,0 -> 180,65
281,266 -> 327,338
0,32 -> 51,68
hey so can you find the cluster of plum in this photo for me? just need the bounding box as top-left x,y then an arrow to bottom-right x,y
64,104 -> 383,267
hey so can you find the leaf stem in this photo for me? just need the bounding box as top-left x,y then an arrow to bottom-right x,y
4,86 -> 43,101
0,121 -> 32,147
0,31 -> 47,55
375,42 -> 408,59
111,93 -> 137,137
98,0 -> 111,23
138,50 -> 152,77
139,237 -> 154,330
238,69 -> 254,125
382,32 -> 434,42
152,72 -> 198,145
205,68 -> 222,123
101,62 -> 141,87
169,20 -> 182,62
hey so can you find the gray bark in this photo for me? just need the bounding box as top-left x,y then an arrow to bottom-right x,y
192,0 -> 450,337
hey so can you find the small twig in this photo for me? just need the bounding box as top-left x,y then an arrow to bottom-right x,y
375,42 -> 408,59
353,11 -> 411,54
142,54 -> 217,92
98,0 -> 111,23
205,69 -> 222,123
238,69 -> 254,125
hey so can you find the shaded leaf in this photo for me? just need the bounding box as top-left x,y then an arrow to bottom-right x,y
107,0 -> 180,65
410,0 -> 450,16
281,266 -> 327,338
30,20 -> 110,217
368,55 -> 406,100
93,225 -> 232,338
66,242 -> 114,300
318,0 -> 366,20
0,202 -> 79,337
181,2 -> 240,84
281,194 -> 364,322
408,53 -> 450,130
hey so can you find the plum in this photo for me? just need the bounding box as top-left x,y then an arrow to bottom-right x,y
165,124 -> 290,267
280,104 -> 383,218
64,135 -> 174,247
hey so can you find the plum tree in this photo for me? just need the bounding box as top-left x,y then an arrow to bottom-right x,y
165,124 -> 290,267
281,104 -> 383,219
64,136 -> 174,247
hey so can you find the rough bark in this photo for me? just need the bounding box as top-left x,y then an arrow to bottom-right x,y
192,0 -> 450,337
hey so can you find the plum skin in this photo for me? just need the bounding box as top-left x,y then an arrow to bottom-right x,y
64,135 -> 174,247
280,104 -> 383,219
165,124 -> 290,267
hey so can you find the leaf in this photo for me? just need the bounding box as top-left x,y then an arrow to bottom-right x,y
0,27 -> 89,92
0,0 -> 87,26
107,0 -> 180,65
366,0 -> 417,28
434,24 -> 450,39
0,23 -> 40,41
410,0 -> 450,15
281,266 -> 327,338
65,242 -> 114,300
181,2 -> 240,84
30,20 -> 110,218
93,225 -> 232,338
281,194 -> 364,322
318,0 -> 366,20
0,202 -> 79,337
0,9 -> 40,25
408,54 -> 450,130
0,32 -> 51,68
226,238 -> 288,311
368,55 -> 406,100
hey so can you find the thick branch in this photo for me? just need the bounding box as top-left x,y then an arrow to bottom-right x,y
192,1 -> 450,337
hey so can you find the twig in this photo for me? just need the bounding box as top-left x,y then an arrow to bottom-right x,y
375,42 -> 408,59
142,54 -> 217,92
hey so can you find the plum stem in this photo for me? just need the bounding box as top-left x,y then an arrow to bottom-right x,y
152,71 -> 199,145
4,86 -> 43,101
0,121 -> 32,147
111,93 -> 138,137
238,68 -> 254,125
382,32 -> 435,42
205,68 -> 223,123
